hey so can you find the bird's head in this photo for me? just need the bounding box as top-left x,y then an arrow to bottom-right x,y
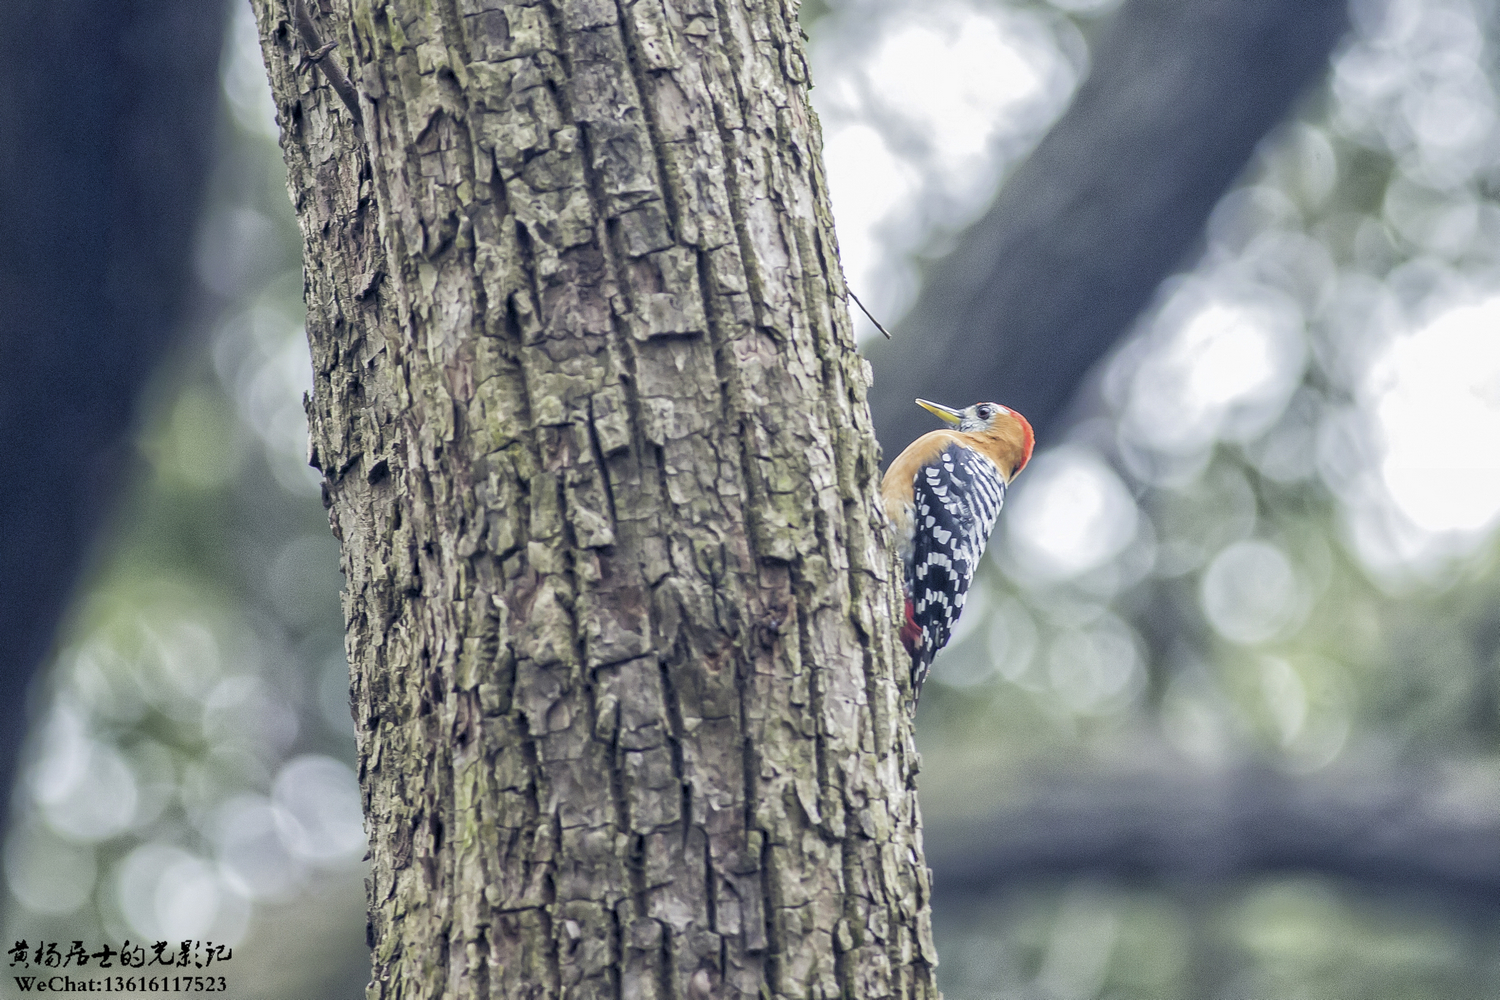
916,398 -> 1035,481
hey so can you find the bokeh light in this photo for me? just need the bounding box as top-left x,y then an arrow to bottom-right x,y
269,756 -> 365,865
1199,540 -> 1304,645
812,0 -> 1083,333
1369,295 -> 1500,534
1120,287 -> 1307,457
1005,446 -> 1139,582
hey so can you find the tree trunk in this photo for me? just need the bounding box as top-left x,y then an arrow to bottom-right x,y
252,1 -> 935,998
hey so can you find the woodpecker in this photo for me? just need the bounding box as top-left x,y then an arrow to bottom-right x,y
881,398 -> 1034,698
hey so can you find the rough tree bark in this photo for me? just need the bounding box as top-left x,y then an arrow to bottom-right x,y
253,1 -> 934,998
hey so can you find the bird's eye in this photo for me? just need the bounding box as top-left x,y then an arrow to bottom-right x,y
977,405 -> 993,419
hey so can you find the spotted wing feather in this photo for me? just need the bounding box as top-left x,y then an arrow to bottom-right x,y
909,444 -> 1007,693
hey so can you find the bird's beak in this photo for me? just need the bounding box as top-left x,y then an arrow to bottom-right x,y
915,398 -> 963,425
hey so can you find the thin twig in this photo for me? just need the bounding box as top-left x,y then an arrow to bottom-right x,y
292,0 -> 363,125
847,288 -> 892,339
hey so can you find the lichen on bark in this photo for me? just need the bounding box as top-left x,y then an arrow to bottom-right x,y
253,0 -> 937,996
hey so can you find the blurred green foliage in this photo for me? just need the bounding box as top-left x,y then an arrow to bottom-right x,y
892,1 -> 1500,996
2,5 -> 366,996
936,879 -> 1500,1000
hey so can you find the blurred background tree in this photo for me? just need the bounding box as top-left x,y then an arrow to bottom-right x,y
7,0 -> 1500,998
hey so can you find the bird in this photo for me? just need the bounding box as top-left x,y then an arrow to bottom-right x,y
880,398 -> 1034,699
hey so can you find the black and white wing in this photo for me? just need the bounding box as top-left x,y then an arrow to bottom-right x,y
908,444 -> 1007,690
